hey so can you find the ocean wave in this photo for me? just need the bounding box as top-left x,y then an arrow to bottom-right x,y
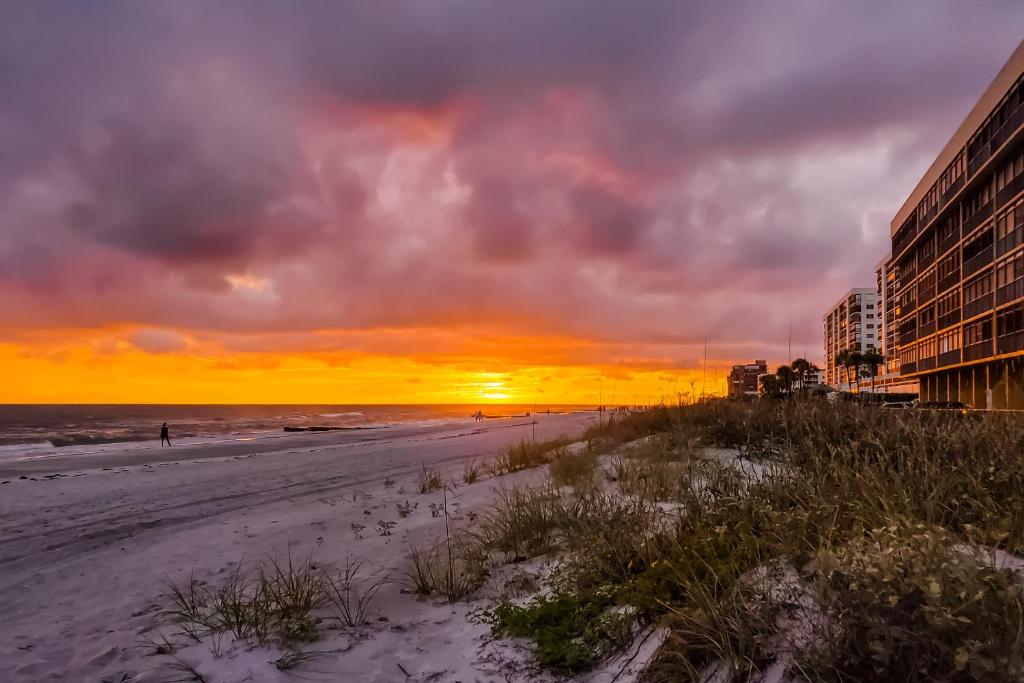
317,411 -> 365,418
49,433 -> 151,448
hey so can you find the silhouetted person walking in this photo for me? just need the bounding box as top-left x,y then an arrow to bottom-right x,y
160,422 -> 171,447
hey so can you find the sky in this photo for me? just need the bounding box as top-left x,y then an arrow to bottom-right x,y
1,2 -> 1023,404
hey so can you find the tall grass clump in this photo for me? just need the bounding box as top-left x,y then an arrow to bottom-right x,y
548,449 -> 597,488
324,557 -> 389,628
163,554 -> 326,646
418,464 -> 444,493
489,436 -> 573,475
478,399 -> 1024,681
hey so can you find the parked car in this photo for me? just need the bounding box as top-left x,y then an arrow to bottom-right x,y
918,400 -> 970,414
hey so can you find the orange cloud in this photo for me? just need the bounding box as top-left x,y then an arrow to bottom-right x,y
0,326 -> 730,404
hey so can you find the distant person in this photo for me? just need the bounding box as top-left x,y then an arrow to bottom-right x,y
160,422 -> 171,447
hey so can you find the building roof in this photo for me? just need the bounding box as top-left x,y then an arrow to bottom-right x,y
890,38 -> 1024,236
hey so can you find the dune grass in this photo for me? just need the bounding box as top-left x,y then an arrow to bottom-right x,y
478,400 -> 1024,681
489,436 -> 574,476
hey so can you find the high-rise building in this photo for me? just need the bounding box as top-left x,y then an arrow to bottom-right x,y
872,254 -> 919,393
728,360 -> 768,399
889,39 -> 1024,408
823,288 -> 880,388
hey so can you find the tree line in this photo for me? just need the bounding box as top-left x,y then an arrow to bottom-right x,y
758,350 -> 885,397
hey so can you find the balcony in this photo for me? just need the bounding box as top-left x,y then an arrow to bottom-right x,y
938,309 -> 961,330
937,349 -> 961,367
968,143 -> 992,179
918,320 -> 936,338
937,230 -> 961,257
901,360 -> 918,374
937,270 -> 960,294
918,356 -> 937,372
962,202 -> 993,237
964,340 -> 994,362
940,175 -> 965,209
964,293 -> 993,319
998,330 -> 1024,355
963,247 -> 994,278
997,279 -> 1024,307
997,225 -> 1024,258
918,284 -> 936,304
918,249 -> 935,270
990,106 -> 1024,156
997,172 -> 1024,210
893,223 -> 919,259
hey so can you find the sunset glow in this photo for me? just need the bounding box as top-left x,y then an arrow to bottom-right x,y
1,3 -> 1022,404
0,328 -> 726,404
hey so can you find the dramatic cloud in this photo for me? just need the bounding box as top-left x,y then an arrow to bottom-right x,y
1,0 -> 1022,394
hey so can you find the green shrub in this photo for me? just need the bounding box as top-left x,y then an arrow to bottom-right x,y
803,521 -> 1024,682
485,592 -> 634,673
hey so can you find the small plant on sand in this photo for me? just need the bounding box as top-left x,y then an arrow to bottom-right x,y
350,522 -> 365,539
462,459 -> 481,484
383,476 -> 395,489
418,465 -> 444,493
396,500 -> 417,518
274,648 -> 327,671
272,556 -> 326,641
476,486 -> 561,558
324,556 -> 389,628
489,436 -> 573,476
164,556 -> 326,647
548,450 -> 596,489
163,656 -> 209,682
376,520 -> 396,536
406,488 -> 488,601
484,592 -> 635,673
166,573 -> 216,641
406,541 -> 487,601
429,502 -> 442,518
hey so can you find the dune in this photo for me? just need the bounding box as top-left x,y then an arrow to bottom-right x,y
0,410 -> 664,682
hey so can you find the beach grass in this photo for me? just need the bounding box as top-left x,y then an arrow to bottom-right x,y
478,400 -> 1024,681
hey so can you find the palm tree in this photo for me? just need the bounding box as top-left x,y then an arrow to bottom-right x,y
808,362 -> 822,385
836,349 -> 862,392
776,364 -> 797,396
836,349 -> 850,391
759,374 -> 783,398
790,358 -> 811,390
861,350 -> 885,394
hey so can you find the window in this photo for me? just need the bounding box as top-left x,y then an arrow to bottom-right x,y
866,304 -> 875,309
937,251 -> 960,283
963,225 -> 994,261
995,251 -> 1024,289
937,214 -> 960,247
965,273 -> 993,304
938,329 -> 961,353
918,337 -> 936,360
936,289 -> 961,330
999,303 -> 1024,337
996,147 -> 1024,192
964,318 -> 993,346
963,179 -> 994,221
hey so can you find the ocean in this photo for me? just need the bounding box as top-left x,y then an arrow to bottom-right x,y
0,404 -> 590,452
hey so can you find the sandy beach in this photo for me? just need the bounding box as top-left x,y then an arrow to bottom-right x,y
0,411 -> 631,682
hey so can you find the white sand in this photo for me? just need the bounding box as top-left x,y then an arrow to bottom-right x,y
0,412 -> 638,682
